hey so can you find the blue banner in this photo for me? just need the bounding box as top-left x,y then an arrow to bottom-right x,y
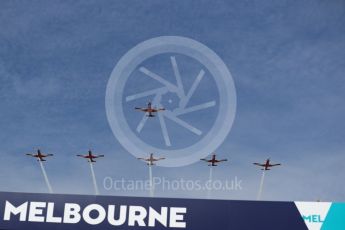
0,192 -> 308,230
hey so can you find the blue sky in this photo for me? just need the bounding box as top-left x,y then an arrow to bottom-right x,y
0,0 -> 345,202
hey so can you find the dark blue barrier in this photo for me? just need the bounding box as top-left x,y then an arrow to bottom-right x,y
0,192 -> 307,230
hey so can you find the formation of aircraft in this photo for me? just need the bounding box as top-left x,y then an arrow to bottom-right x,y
25,147 -> 282,199
26,149 -> 53,162
25,148 -> 281,171
135,102 -> 165,117
201,154 -> 228,166
138,153 -> 165,166
253,158 -> 281,171
77,150 -> 104,163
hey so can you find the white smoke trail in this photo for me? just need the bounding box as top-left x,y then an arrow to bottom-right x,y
39,160 -> 53,194
149,165 -> 154,197
89,162 -> 99,195
207,167 -> 213,199
257,170 -> 266,200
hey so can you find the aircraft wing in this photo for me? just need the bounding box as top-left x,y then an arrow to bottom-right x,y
270,163 -> 281,167
135,107 -> 148,112
137,158 -> 149,161
95,155 -> 105,158
26,154 -> 35,156
253,163 -> 265,166
46,154 -> 54,156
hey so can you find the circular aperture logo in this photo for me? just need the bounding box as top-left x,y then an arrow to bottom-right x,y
105,36 -> 236,167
